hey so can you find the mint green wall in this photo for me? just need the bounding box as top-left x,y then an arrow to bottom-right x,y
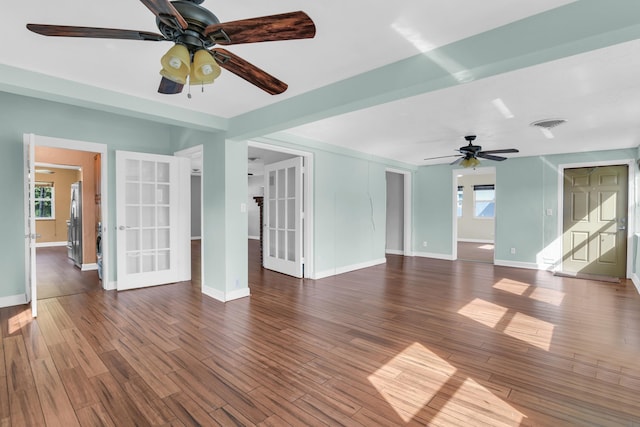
413,164 -> 454,256
315,151 -> 387,274
0,91 -> 219,299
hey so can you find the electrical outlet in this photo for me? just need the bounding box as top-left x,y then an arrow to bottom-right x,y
510,247 -> 516,254
423,241 -> 428,247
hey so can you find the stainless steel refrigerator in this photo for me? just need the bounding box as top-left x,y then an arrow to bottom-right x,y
67,181 -> 83,268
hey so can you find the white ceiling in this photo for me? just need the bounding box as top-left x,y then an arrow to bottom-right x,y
3,0 -> 640,166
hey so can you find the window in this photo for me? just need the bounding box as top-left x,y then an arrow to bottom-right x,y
474,184 -> 495,218
35,182 -> 55,219
457,185 -> 463,217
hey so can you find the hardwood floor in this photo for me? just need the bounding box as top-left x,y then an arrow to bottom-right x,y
2,240 -> 640,426
36,246 -> 100,299
457,242 -> 494,264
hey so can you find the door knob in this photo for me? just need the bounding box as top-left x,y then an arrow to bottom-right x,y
118,226 -> 126,231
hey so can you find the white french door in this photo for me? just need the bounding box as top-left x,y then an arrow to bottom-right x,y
23,134 -> 37,316
116,151 -> 190,290
263,157 -> 303,278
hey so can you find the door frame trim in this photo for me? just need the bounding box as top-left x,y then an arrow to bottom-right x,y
557,159 -> 635,278
248,140 -> 315,279
25,133 -> 109,305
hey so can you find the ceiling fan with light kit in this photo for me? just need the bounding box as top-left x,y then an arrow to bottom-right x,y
424,135 -> 519,168
26,0 -> 316,95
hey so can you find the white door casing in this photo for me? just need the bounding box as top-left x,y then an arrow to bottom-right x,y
23,134 -> 37,316
263,157 -> 303,278
116,151 -> 190,290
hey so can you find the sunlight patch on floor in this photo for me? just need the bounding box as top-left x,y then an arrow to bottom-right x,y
493,279 -> 565,306
478,244 -> 495,250
458,297 -> 555,351
368,342 -> 454,422
503,312 -> 555,351
9,308 -> 32,334
430,377 -> 525,425
457,298 -> 508,328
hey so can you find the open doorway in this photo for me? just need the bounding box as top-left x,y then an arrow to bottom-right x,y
25,134 -> 108,316
34,148 -> 103,299
247,141 -> 314,278
454,167 -> 495,263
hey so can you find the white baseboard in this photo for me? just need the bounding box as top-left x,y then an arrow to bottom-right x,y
81,263 -> 98,271
457,239 -> 494,244
36,241 -> 67,248
0,293 -> 27,308
191,236 -> 201,241
314,258 -> 387,280
494,259 -> 540,270
202,285 -> 251,302
248,235 -> 260,240
385,249 -> 404,255
632,273 -> 640,294
413,251 -> 455,261
105,281 -> 117,291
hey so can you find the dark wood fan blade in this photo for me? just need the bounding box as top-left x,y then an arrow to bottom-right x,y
158,77 -> 184,94
139,0 -> 188,30
212,48 -> 287,95
205,11 -> 316,45
479,148 -> 519,154
424,154 -> 460,161
477,153 -> 507,161
27,24 -> 166,41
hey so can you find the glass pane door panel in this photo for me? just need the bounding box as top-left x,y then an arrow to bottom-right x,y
287,199 -> 295,229
126,159 -> 140,181
278,230 -> 286,259
142,184 -> 155,204
269,171 -> 276,200
287,231 -> 295,261
268,201 -> 276,227
142,229 -> 156,250
142,253 -> 155,272
287,167 -> 295,197
158,229 -> 170,249
126,183 -> 140,204
142,206 -> 155,227
127,230 -> 140,251
126,254 -> 140,274
141,161 -> 155,181
158,251 -> 170,270
158,207 -> 170,226
157,184 -> 170,204
126,206 -> 140,227
278,200 -> 286,228
269,230 -> 276,256
157,162 -> 170,182
277,169 -> 285,198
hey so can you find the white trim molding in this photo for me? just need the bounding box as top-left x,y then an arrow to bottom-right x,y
414,251 -> 455,261
632,273 -> 640,294
248,235 -> 260,240
81,263 -> 98,272
35,241 -> 67,248
202,285 -> 251,302
385,249 -> 404,255
494,259 -> 541,270
0,294 -> 27,309
457,238 -> 494,244
314,258 -> 387,280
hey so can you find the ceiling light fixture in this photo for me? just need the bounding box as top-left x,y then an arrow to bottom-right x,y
460,157 -> 480,169
160,44 -> 221,90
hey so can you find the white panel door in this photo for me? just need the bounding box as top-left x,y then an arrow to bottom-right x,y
116,151 -> 190,290
23,134 -> 37,316
264,157 -> 303,277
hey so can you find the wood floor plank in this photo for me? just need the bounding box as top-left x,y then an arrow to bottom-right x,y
89,372 -> 151,426
61,327 -> 109,378
9,388 -> 46,427
4,336 -> 35,393
58,366 -> 100,410
75,403 -> 116,427
162,392 -> 220,427
30,357 -> 80,427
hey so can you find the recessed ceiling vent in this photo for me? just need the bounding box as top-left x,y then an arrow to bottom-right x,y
530,119 -> 567,129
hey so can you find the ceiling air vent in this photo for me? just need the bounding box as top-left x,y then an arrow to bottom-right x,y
530,119 -> 567,129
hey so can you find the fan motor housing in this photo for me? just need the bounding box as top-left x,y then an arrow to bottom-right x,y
157,0 -> 220,50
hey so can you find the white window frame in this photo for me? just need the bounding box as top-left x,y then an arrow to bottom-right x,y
34,182 -> 55,220
457,185 -> 463,218
473,184 -> 495,219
